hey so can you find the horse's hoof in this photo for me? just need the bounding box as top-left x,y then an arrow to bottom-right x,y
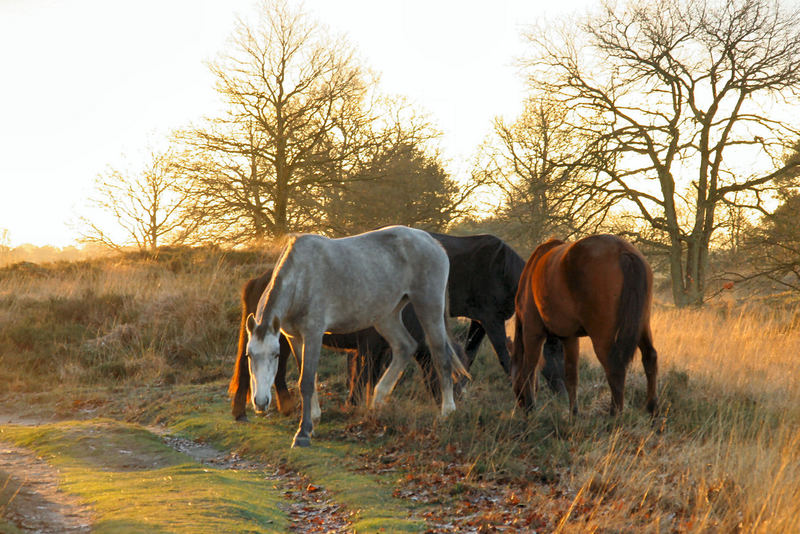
292,435 -> 311,448
234,413 -> 248,423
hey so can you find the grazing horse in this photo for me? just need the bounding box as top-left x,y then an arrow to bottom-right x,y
244,226 -> 469,447
228,270 -> 468,420
510,234 -> 658,416
354,232 -> 566,400
229,233 -> 566,420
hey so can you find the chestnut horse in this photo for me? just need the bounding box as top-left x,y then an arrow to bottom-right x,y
510,234 -> 658,416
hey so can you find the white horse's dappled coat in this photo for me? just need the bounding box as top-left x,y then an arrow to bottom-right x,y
245,226 -> 469,448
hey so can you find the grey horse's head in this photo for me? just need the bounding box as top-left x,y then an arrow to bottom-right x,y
245,313 -> 281,414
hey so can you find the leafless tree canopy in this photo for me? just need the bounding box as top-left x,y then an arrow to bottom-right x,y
525,0 -> 800,305
175,0 -> 442,243
80,151 -> 198,254
476,97 -> 616,250
321,142 -> 470,235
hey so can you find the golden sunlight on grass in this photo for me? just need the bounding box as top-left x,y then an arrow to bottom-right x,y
653,301 -> 800,402
2,255 -> 800,532
555,302 -> 800,533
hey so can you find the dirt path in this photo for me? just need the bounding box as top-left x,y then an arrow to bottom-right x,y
0,442 -> 93,533
157,431 -> 351,533
0,413 -> 350,534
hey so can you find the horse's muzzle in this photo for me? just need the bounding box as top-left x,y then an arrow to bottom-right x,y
253,397 -> 270,415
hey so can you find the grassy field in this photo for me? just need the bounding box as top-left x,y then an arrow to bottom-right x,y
1,251 -> 799,532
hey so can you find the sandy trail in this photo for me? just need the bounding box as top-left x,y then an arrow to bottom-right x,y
0,442 -> 93,533
0,415 -> 350,533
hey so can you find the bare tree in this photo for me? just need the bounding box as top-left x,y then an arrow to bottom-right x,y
178,0 -> 423,242
80,150 -> 198,254
525,0 -> 800,306
476,97 -> 616,250
733,142 -> 800,291
740,193 -> 800,292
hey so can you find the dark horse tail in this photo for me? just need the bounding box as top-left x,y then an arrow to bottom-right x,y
609,252 -> 648,372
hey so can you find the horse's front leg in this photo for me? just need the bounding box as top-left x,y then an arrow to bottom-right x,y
311,373 -> 321,422
463,320 -> 486,370
482,317 -> 513,375
274,335 -> 297,416
293,334 -> 322,448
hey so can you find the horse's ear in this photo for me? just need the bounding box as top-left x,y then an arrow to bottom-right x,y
246,313 -> 257,336
271,315 -> 280,333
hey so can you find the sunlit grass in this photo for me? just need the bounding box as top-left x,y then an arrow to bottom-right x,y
0,419 -> 289,533
1,251 -> 799,531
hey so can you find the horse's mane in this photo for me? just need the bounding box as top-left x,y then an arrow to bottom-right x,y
254,235 -> 300,328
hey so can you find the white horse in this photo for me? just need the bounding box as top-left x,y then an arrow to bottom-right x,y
245,226 -> 470,447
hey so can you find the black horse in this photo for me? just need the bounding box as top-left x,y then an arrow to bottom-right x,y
229,233 -> 566,420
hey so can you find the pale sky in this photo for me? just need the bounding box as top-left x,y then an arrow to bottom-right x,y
0,0 -> 591,247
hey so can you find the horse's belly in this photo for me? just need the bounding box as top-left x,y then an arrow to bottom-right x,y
323,302 -> 397,334
536,298 -> 581,338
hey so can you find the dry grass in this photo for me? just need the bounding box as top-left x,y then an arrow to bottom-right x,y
543,302 -> 800,533
1,251 -> 799,532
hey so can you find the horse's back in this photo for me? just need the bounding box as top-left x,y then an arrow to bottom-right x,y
284,226 -> 449,333
520,235 -> 651,337
430,232 -> 523,318
562,234 -> 650,297
304,226 -> 445,267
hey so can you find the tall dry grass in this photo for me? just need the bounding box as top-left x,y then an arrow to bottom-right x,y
1,252 -> 799,531
359,301 -> 800,532
529,302 -> 800,532
0,250 -> 273,389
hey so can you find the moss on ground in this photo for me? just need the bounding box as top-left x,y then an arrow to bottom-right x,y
152,390 -> 425,532
0,419 -> 288,533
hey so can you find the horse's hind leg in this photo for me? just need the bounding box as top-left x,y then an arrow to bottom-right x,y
591,334 -> 626,416
413,308 -> 459,417
563,336 -> 579,415
371,313 -> 417,408
516,326 -> 545,412
640,325 -> 658,415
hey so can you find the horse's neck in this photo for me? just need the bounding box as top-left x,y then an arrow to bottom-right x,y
260,279 -> 288,323
259,262 -> 301,324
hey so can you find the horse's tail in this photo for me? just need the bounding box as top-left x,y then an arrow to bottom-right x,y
447,337 -> 471,382
609,252 -> 648,372
229,277 -> 258,420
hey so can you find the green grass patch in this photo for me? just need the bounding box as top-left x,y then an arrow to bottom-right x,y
139,387 -> 425,532
0,419 -> 288,533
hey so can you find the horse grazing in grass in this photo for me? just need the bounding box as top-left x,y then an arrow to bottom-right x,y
347,232 -> 566,404
229,271 -> 469,420
244,226 -> 469,447
510,234 -> 658,416
229,232 -> 566,421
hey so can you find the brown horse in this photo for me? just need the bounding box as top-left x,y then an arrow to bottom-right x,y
510,234 -> 658,416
